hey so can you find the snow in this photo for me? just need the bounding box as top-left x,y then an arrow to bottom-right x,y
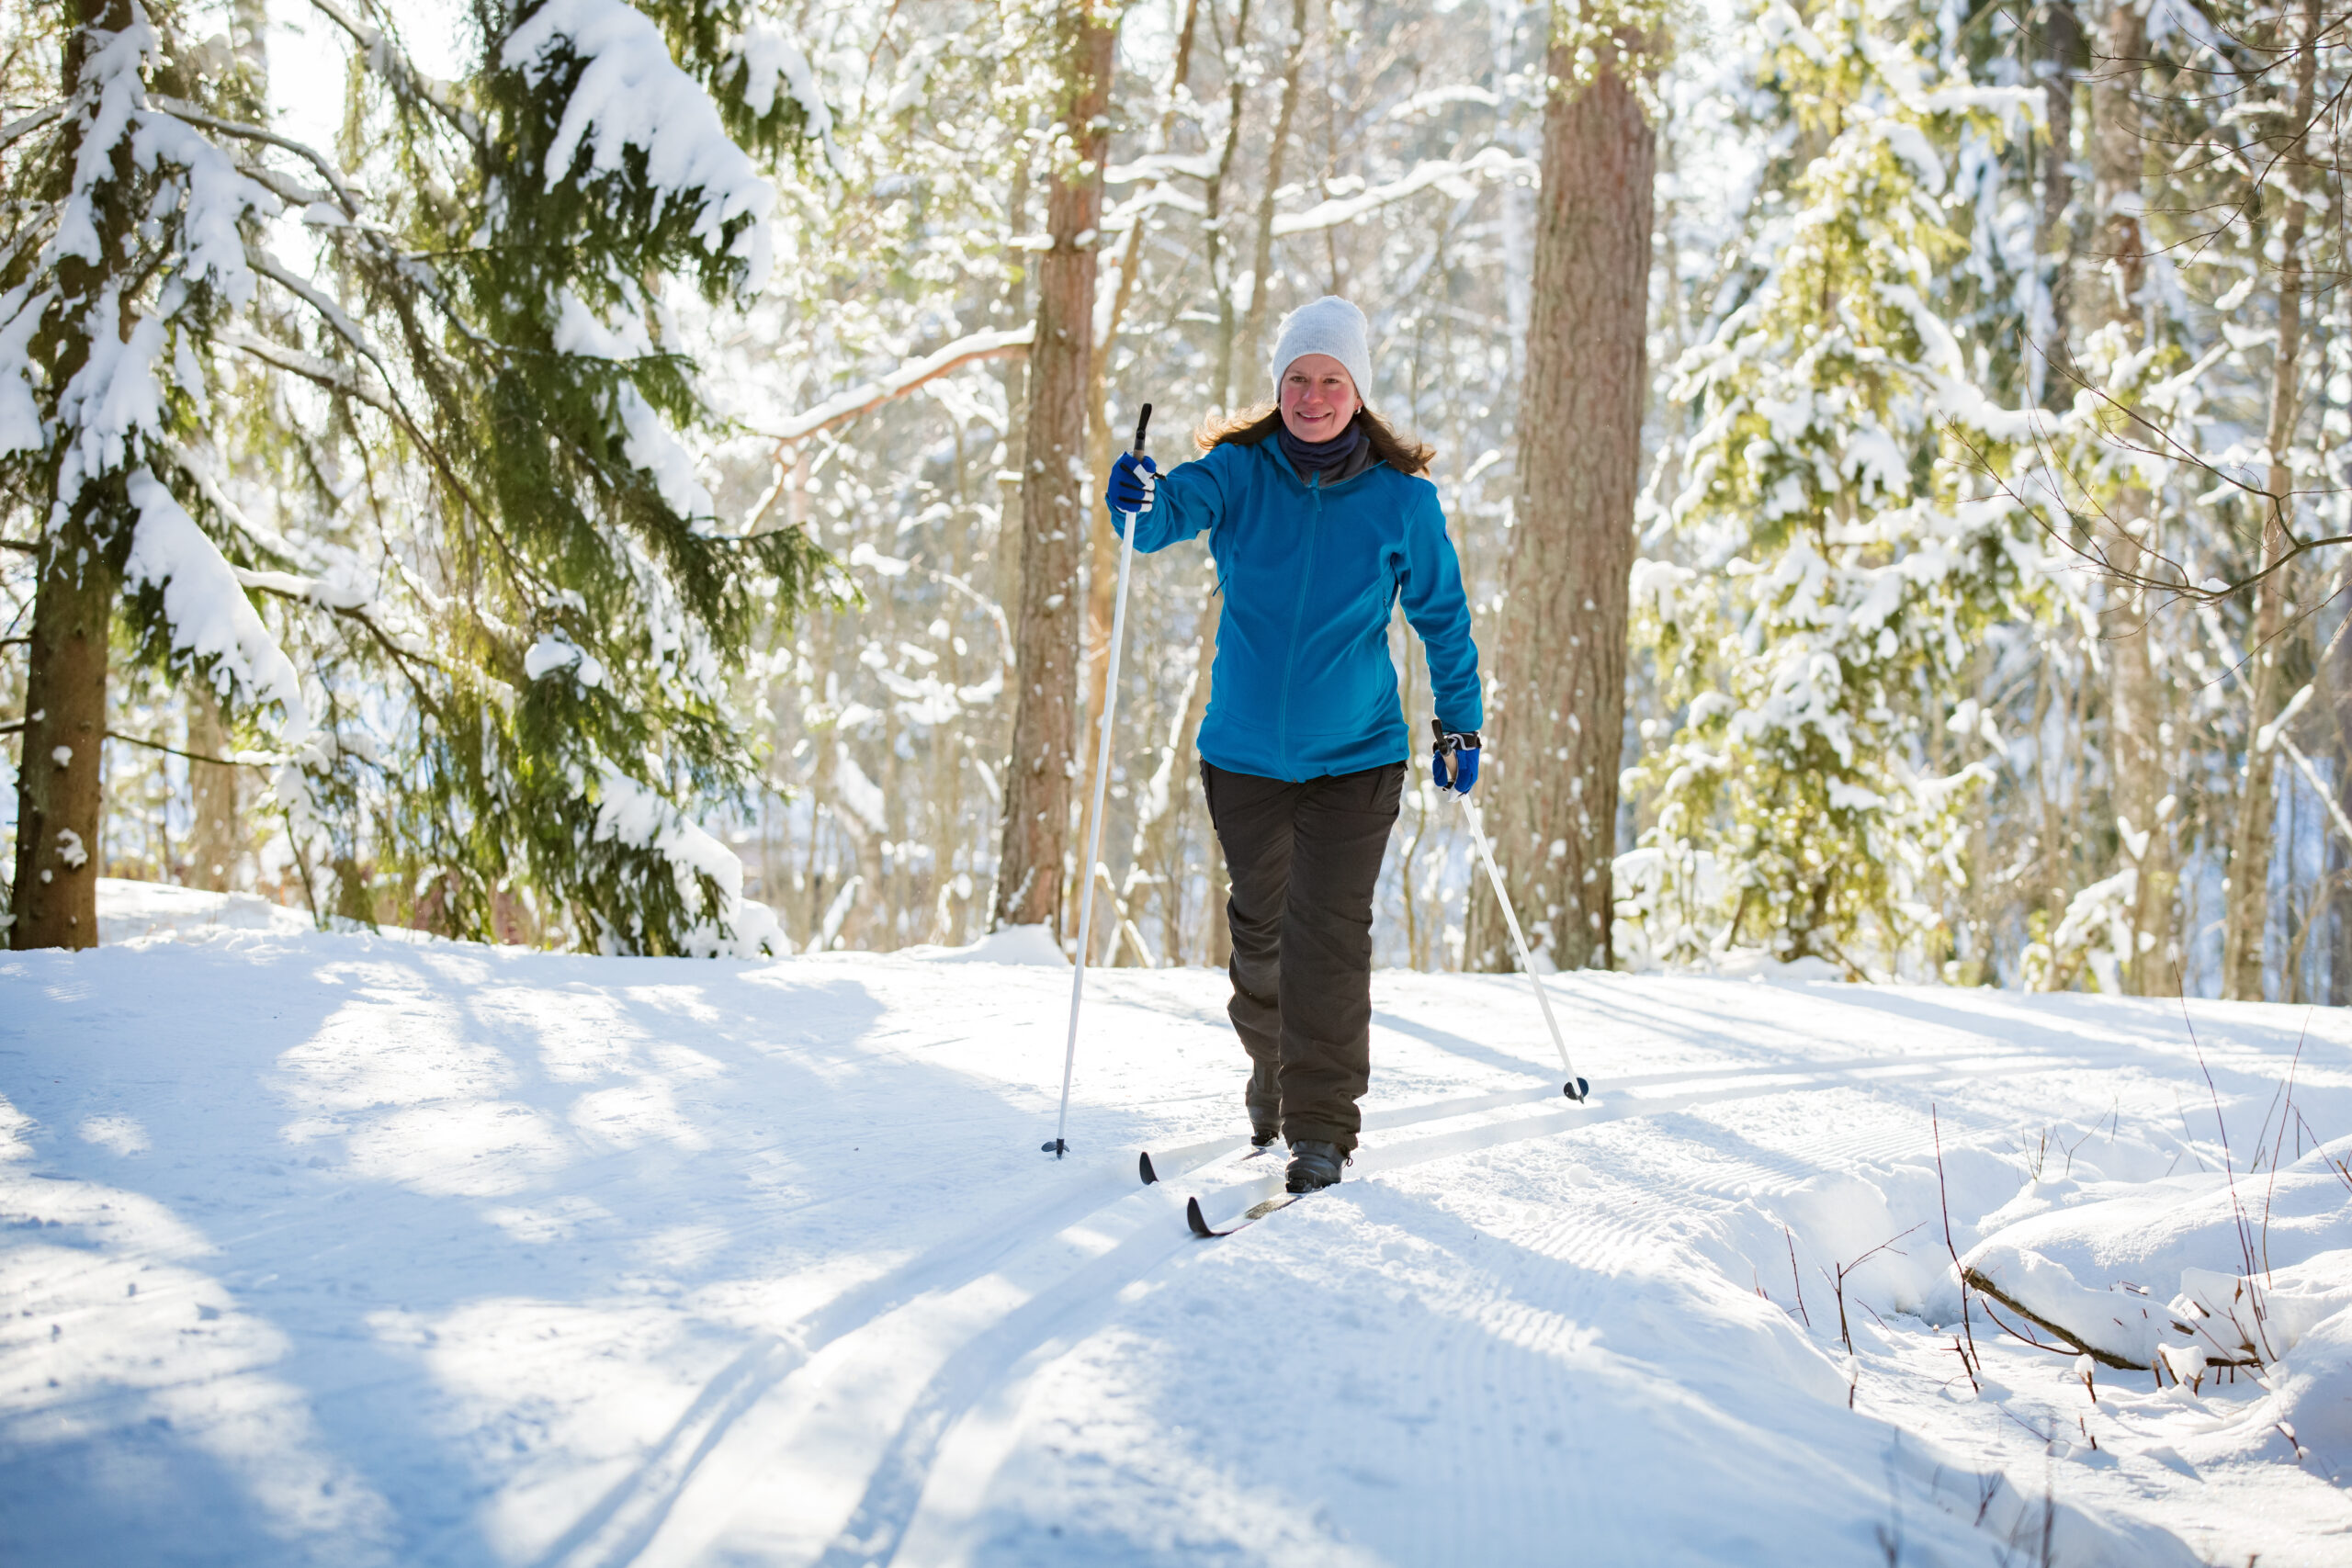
589,771 -> 781,958
501,0 -> 777,289
729,21 -> 833,147
3,897 -> 2346,1565
91,875 -> 313,945
1961,1150 -> 2352,1369
121,469 -> 313,740
0,285 -> 48,457
1270,147 -> 1531,238
548,288 -> 716,523
895,922 -> 1068,966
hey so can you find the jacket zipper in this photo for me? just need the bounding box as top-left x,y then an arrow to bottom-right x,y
1276,470 -> 1321,780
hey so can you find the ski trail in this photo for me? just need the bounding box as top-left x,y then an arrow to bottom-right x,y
861,1043 -> 2115,1558
581,1043 -> 2097,1564
808,1207 -> 1199,1567
534,1158 -> 1139,1568
620,1179 -> 1196,1567
866,1055 -> 1977,1561
1136,1047 -> 2021,1189
1354,1051 -> 2084,1179
534,1339 -> 800,1568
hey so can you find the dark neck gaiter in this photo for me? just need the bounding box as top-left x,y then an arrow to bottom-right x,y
1275,420 -> 1368,480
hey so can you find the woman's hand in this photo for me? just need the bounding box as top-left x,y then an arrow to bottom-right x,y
1106,452 -> 1159,514
1431,726 -> 1481,795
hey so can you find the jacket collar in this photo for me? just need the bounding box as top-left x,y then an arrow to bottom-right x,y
1261,434 -> 1382,491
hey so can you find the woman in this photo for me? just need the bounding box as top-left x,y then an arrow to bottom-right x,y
1102,296 -> 1484,1194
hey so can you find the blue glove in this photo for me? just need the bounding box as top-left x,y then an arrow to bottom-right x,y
1106,451 -> 1158,514
1431,725 -> 1481,795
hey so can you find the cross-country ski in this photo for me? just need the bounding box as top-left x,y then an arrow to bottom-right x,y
1186,1190 -> 1303,1238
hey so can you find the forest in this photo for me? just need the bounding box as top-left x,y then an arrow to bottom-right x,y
5,0 -> 2351,1003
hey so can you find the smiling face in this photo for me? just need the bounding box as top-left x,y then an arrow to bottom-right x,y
1278,354 -> 1363,443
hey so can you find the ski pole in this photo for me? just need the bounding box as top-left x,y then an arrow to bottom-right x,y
1046,402 -> 1152,1157
1453,781 -> 1590,1101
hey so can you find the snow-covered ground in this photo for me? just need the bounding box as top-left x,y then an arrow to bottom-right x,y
2,885 -> 2347,1566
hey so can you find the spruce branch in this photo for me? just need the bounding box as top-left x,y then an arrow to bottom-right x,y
147,96 -> 365,217
306,0 -> 485,148
220,330 -> 396,413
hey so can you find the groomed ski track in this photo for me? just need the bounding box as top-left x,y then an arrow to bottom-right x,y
2,919 -> 2346,1566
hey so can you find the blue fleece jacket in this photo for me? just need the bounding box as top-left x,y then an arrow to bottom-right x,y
1113,436 -> 1482,783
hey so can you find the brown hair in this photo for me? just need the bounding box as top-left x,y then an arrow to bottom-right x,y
1193,403 -> 1434,477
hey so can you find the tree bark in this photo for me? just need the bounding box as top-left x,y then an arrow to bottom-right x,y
2222,0 -> 2323,1001
1204,0 -> 1257,412
1468,32 -> 1656,974
1080,0 -> 1201,906
12,527 -> 117,949
2081,1 -> 2176,996
12,0 -> 139,952
187,689 -> 243,890
2037,0 -> 2082,407
993,5 -> 1118,935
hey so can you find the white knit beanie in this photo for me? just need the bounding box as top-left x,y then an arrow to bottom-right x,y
1269,296 -> 1374,402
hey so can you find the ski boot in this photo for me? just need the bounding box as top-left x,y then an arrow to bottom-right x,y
1285,1139 -> 1347,1193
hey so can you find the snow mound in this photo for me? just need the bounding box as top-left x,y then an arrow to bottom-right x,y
95,876 -> 313,944
1961,1138 -> 2352,1371
2265,1299 -> 2352,1481
901,922 -> 1069,966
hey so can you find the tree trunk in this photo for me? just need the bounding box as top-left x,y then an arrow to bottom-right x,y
1236,0 -> 1311,384
12,528 -> 117,949
2037,0 -> 2082,408
993,6 -> 1118,935
2081,1 -> 2176,996
1204,0 -> 1257,412
1134,581 -> 1221,953
1468,33 -> 1656,974
1079,0 -> 1201,908
187,689 -> 242,890
2222,0 -> 2323,1001
12,0 -> 139,952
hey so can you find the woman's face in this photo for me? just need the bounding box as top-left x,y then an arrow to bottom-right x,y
1279,354 -> 1362,443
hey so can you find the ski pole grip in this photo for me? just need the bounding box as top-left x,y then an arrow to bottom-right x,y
1132,403 -> 1152,457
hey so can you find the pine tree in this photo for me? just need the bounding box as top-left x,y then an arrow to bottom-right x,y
1,0 -> 827,952
1620,0 -> 2044,975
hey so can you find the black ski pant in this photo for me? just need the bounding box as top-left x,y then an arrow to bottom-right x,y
1203,759 -> 1404,1153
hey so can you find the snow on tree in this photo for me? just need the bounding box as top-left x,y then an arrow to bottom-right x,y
1618,0 -> 2046,976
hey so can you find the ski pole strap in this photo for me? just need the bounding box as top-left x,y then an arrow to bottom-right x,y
1430,719 -> 1481,791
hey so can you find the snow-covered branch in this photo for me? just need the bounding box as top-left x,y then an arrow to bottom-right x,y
755,324 -> 1035,446
306,0 -> 485,145
148,96 -> 365,217
1271,147 -> 1530,236
221,331 -> 394,413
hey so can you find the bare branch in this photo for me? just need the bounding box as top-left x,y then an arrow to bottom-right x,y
750,325 -> 1036,447
106,728 -> 274,767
